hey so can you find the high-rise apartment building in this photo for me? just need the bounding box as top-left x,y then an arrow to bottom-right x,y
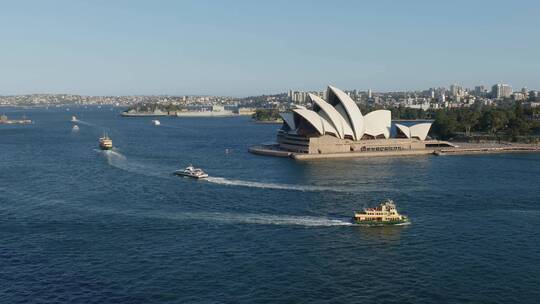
491,84 -> 513,99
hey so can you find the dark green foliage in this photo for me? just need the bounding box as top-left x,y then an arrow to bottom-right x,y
252,109 -> 281,121
430,102 -> 536,140
432,110 -> 458,139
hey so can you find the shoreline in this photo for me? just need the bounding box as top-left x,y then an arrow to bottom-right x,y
252,120 -> 283,124
249,143 -> 540,160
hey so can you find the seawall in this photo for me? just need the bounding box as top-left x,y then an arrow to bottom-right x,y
249,143 -> 540,160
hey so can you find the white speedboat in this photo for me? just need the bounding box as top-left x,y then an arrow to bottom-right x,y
152,119 -> 161,126
174,165 -> 208,179
72,125 -> 80,132
71,115 -> 77,122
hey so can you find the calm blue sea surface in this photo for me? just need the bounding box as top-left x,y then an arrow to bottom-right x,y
1,106 -> 540,303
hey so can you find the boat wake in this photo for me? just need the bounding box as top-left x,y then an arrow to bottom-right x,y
205,177 -> 348,192
99,150 -> 172,179
0,186 -> 353,227
72,119 -> 96,127
161,211 -> 353,227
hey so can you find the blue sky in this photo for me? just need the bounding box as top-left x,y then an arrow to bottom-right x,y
0,0 -> 539,96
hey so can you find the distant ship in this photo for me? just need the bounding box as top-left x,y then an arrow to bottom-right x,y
174,165 -> 208,179
152,119 -> 161,126
99,134 -> 113,150
176,105 -> 235,117
0,114 -> 32,125
72,125 -> 80,132
353,199 -> 409,226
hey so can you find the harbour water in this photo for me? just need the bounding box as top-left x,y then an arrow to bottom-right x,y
1,106 -> 540,303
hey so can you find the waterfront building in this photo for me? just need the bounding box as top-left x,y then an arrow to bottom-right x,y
237,107 -> 256,116
273,86 -> 448,155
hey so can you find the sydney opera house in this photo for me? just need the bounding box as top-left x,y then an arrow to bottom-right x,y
254,85 -> 452,157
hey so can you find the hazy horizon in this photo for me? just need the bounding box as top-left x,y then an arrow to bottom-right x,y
1,0 -> 539,96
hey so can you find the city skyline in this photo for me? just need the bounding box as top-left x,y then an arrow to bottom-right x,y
1,0 -> 539,96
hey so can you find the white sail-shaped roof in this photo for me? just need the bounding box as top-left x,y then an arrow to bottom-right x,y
363,110 -> 391,139
395,123 -> 432,140
280,86 -> 432,142
279,112 -> 296,130
395,123 -> 411,139
293,108 -> 338,136
410,123 -> 432,140
308,93 -> 354,139
327,86 -> 364,140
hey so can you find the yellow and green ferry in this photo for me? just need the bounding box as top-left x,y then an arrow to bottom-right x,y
99,134 -> 113,150
353,199 -> 409,226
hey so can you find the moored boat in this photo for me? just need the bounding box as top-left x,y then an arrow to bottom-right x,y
99,134 -> 113,150
174,165 -> 208,179
72,125 -> 80,132
152,119 -> 161,126
71,115 -> 77,122
353,199 -> 409,226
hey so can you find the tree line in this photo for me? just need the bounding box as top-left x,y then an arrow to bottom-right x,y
363,103 -> 540,141
259,102 -> 540,141
430,103 -> 540,141
252,109 -> 281,122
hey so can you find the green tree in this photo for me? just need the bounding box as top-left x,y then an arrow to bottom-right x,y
484,110 -> 508,135
252,109 -> 280,121
432,110 -> 457,139
460,110 -> 481,136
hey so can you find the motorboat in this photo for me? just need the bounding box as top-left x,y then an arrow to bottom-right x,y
152,119 -> 161,126
174,165 -> 208,179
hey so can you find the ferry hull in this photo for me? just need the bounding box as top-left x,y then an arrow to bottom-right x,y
353,218 -> 410,226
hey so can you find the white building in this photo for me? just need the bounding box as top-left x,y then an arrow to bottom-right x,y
492,84 -> 513,99
275,86 -> 442,154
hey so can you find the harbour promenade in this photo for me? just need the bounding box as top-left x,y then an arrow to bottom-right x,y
249,142 -> 540,160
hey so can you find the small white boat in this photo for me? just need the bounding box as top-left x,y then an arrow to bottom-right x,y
174,165 -> 208,179
71,115 -> 77,122
72,125 -> 80,132
152,119 -> 161,126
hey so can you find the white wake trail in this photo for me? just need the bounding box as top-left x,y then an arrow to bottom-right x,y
99,150 -> 171,179
205,177 -> 348,192
161,211 -> 353,227
73,119 -> 97,127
